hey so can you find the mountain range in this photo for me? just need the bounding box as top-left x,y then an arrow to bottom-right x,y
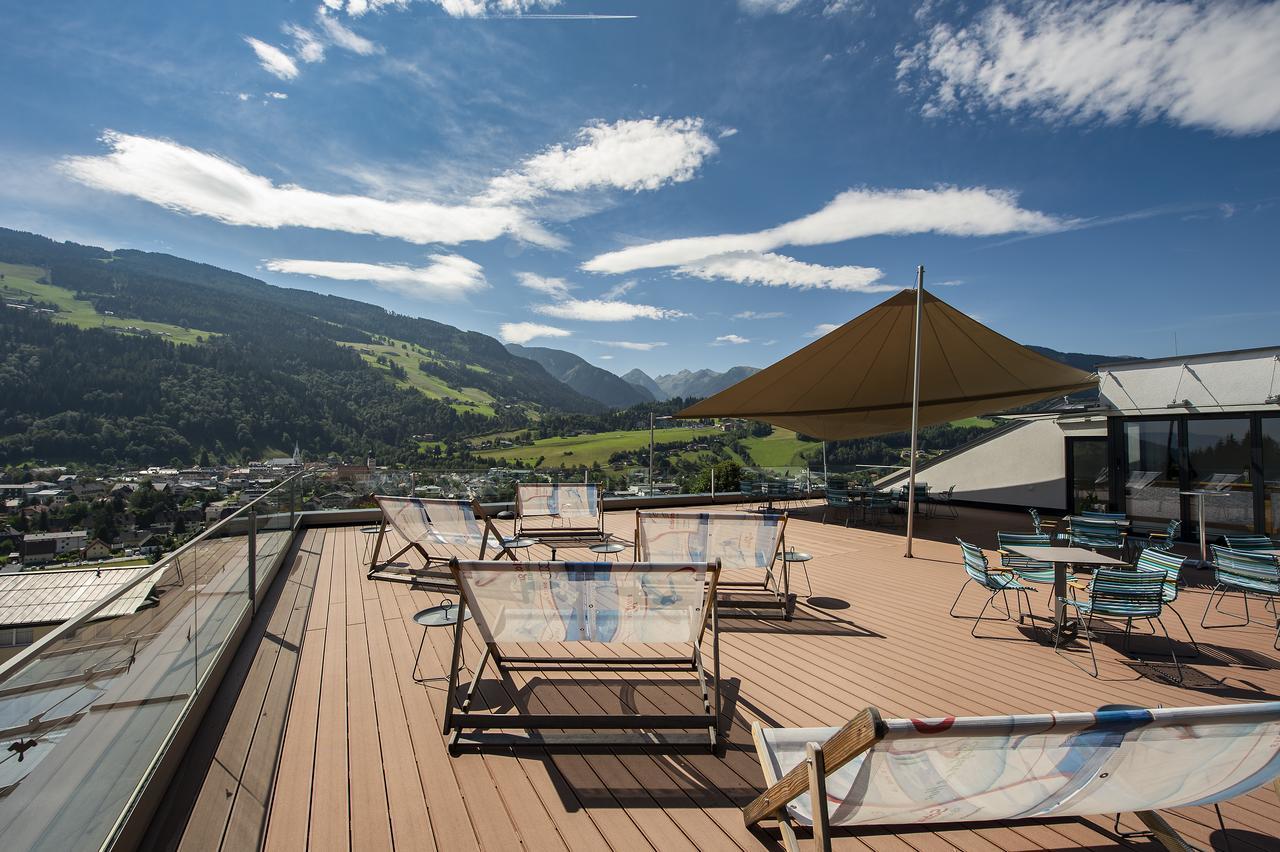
0,226 -> 1130,467
621,366 -> 762,401
504,343 -> 655,408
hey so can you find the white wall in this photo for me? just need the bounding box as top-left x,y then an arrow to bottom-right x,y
1100,348 -> 1280,414
882,418 -> 1105,510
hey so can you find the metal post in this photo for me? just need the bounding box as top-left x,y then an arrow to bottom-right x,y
649,411 -> 655,496
710,466 -> 716,501
905,265 -> 925,558
247,506 -> 257,614
288,475 -> 296,527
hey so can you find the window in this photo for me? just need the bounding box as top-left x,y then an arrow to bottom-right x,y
0,627 -> 35,647
1187,418 -> 1253,533
1123,419 -> 1181,525
1264,417 -> 1280,538
1067,437 -> 1109,514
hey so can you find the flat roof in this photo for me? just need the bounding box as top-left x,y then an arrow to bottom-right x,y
0,565 -> 157,627
1096,344 -> 1280,369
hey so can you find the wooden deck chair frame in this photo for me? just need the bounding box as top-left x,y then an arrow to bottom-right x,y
441,557 -> 722,753
634,509 -> 793,620
514,482 -> 607,543
367,496 -> 514,590
744,706 -> 1273,852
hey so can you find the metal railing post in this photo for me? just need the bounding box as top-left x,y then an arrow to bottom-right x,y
711,467 -> 716,501
247,506 -> 257,615
289,475 -> 296,526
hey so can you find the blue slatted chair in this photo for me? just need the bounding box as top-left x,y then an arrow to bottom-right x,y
951,539 -> 1036,638
1203,546 -> 1280,649
929,484 -> 958,519
823,487 -> 851,526
1055,565 -> 1180,681
1222,534 -> 1278,551
1133,546 -> 1199,655
864,494 -> 899,528
1082,510 -> 1128,522
1029,507 -> 1064,541
1133,519 -> 1181,554
995,531 -> 1056,588
1066,516 -> 1128,553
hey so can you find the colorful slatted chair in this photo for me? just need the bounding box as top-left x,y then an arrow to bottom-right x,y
1203,545 -> 1280,649
1066,516 -> 1128,554
1222,534 -> 1278,551
1133,519 -> 1181,554
1055,565 -> 1181,681
1133,546 -> 1199,655
995,532 -> 1060,610
950,539 -> 1035,638
822,487 -> 852,527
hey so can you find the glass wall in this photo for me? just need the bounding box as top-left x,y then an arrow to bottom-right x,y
1187,418 -> 1254,533
1264,417 -> 1280,538
1068,438 -> 1110,513
1123,419 -> 1182,526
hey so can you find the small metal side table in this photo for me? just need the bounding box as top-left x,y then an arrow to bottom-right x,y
590,540 -> 628,562
412,601 -> 472,685
500,537 -> 537,559
783,549 -> 814,598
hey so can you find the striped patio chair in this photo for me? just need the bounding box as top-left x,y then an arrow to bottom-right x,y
950,539 -> 1036,638
1055,565 -> 1181,681
1133,519 -> 1181,554
1066,516 -> 1128,555
822,487 -> 852,526
1203,546 -> 1280,649
1222,534 -> 1278,551
1082,510 -> 1128,522
929,484 -> 958,519
995,532 -> 1062,613
1133,546 -> 1199,655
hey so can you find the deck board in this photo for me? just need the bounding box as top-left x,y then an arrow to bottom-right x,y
188,505 -> 1280,851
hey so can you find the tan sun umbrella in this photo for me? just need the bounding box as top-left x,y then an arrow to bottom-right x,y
678,268 -> 1097,555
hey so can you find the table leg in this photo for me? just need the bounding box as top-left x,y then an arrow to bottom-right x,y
1197,494 -> 1208,563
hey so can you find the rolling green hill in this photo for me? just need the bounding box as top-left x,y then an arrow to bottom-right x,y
0,228 -> 602,466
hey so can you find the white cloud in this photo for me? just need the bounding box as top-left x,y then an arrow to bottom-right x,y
718,127 -> 739,139
899,0 -> 1280,136
284,24 -> 326,63
533,299 -> 687,322
598,354 -> 614,360
583,186 -> 1067,274
316,11 -> 381,54
677,250 -> 895,292
714,334 -> 751,345
328,0 -> 562,18
516,272 -> 573,300
60,131 -> 554,247
482,117 -> 717,204
805,323 -> 840,337
734,310 -> 786,320
267,91 -> 289,99
237,92 -> 251,101
264,254 -> 487,300
739,0 -> 862,14
602,280 -> 637,299
499,321 -> 571,344
593,340 -> 668,351
244,37 -> 299,80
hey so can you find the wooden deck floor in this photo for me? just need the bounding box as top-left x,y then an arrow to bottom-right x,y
176,505 -> 1280,851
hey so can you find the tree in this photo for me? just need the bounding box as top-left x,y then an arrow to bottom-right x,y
199,448 -> 211,467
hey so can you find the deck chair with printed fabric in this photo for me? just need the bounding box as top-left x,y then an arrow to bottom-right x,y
745,701 -> 1280,852
514,482 -> 606,544
443,558 -> 722,752
368,496 -> 515,590
635,510 -> 792,619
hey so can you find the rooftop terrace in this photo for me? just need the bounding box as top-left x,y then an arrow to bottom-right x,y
149,503 -> 1280,851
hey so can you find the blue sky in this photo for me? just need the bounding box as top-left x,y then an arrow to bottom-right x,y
2,0 -> 1277,376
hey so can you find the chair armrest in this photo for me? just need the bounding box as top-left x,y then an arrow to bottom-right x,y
1067,578 -> 1091,591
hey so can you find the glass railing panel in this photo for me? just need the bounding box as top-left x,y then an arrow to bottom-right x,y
0,473 -> 306,852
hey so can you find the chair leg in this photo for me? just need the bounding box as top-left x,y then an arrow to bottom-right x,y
970,591 -> 999,638
948,580 -> 970,618
1202,584 -> 1252,628
1166,603 -> 1201,657
1056,611 -> 1099,677
1153,617 -> 1184,685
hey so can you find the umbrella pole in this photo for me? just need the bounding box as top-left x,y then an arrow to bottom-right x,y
905,265 -> 924,558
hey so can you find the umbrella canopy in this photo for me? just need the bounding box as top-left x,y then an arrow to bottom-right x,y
678,288 -> 1096,440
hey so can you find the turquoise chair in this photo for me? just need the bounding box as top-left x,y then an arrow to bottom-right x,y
996,531 -> 1056,586
1066,516 -> 1128,554
1133,546 -> 1199,655
823,487 -> 852,526
951,539 -> 1036,638
1082,510 -> 1128,522
1222,534 -> 1277,551
1133,519 -> 1180,554
1056,565 -> 1180,681
1203,546 -> 1280,649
